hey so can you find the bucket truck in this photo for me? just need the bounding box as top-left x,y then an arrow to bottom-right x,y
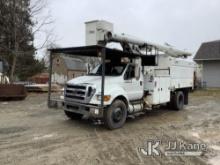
49,20 -> 194,129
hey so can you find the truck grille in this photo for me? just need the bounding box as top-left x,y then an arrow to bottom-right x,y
64,84 -> 96,103
65,84 -> 92,103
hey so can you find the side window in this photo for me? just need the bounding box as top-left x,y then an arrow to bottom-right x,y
124,65 -> 135,80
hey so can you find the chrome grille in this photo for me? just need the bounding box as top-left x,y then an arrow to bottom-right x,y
65,84 -> 87,102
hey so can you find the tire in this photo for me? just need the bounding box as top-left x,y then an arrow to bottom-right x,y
184,90 -> 189,105
171,91 -> 184,110
104,100 -> 127,130
64,110 -> 83,120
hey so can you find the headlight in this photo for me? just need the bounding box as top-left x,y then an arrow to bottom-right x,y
96,95 -> 111,102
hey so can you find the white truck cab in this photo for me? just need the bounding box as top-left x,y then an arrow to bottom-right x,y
65,59 -> 143,105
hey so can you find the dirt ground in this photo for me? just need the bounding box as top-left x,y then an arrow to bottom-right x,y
0,90 -> 220,165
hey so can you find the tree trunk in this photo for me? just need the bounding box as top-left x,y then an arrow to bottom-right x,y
10,49 -> 17,82
10,0 -> 17,82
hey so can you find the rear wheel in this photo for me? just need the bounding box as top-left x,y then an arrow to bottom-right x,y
171,91 -> 184,110
64,110 -> 83,120
104,100 -> 127,130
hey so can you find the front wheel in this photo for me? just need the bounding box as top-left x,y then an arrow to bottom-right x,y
104,100 -> 127,130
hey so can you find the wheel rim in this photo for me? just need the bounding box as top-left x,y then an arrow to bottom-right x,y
112,107 -> 123,123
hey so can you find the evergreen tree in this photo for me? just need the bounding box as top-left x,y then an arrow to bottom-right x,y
0,0 -> 45,81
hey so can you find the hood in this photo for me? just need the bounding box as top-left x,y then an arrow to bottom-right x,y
67,75 -> 123,89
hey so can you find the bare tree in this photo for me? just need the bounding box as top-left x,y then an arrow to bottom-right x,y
31,0 -> 56,50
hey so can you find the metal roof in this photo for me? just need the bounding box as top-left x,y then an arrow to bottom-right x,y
50,45 -> 156,66
194,40 -> 220,61
49,45 -> 145,58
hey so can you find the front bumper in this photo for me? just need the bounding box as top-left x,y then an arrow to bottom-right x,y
64,100 -> 104,119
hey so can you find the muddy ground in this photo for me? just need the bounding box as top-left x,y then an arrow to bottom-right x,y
0,90 -> 220,165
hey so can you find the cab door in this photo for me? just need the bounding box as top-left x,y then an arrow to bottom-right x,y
123,65 -> 144,100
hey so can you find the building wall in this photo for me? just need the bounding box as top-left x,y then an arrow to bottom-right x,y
67,70 -> 86,80
52,55 -> 86,84
52,56 -> 67,75
52,55 -> 68,84
52,72 -> 67,84
203,60 -> 220,87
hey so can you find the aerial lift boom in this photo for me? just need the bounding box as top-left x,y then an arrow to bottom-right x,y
104,32 -> 191,57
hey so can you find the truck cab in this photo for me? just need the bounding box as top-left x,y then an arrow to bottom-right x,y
64,57 -> 144,127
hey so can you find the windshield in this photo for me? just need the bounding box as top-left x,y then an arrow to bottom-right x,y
88,63 -> 127,76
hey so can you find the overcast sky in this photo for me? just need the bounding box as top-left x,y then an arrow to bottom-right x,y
35,0 -> 220,58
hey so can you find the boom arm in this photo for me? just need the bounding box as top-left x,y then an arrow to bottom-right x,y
104,32 -> 191,57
